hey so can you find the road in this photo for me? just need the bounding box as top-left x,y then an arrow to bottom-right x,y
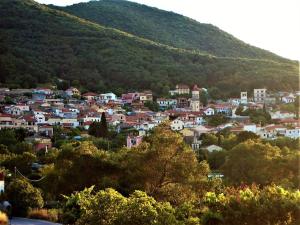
10,217 -> 62,225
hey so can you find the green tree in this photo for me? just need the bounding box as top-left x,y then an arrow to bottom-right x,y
144,101 -> 160,112
202,185 -> 300,225
119,124 -> 210,204
89,113 -> 108,138
201,134 -> 218,146
99,112 -> 108,138
221,140 -> 281,185
65,187 -> 180,225
236,131 -> 259,143
200,91 -> 208,106
2,152 -> 36,176
206,115 -> 229,127
6,179 -> 44,216
0,129 -> 17,149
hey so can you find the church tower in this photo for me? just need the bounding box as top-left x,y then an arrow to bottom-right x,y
190,85 -> 201,111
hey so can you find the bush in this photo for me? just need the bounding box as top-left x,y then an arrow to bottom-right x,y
202,185 -> 300,225
28,209 -> 59,222
0,212 -> 8,225
5,179 -> 44,216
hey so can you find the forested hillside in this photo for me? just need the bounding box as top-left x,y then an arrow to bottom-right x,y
55,0 -> 288,62
0,0 -> 298,96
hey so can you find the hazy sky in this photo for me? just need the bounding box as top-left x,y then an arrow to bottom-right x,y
35,0 -> 300,60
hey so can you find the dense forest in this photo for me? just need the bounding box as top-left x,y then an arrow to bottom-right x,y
0,0 -> 298,97
53,0 -> 289,62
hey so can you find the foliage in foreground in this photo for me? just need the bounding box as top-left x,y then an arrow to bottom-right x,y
5,179 -> 44,216
40,125 -> 211,204
61,185 -> 300,225
0,212 -> 8,225
28,208 -> 59,222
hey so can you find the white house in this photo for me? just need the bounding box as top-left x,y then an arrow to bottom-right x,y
281,94 -> 296,104
156,98 -> 177,108
229,98 -> 241,106
100,93 -> 117,103
254,88 -> 267,103
195,116 -> 205,125
270,111 -> 295,120
170,119 -> 184,131
6,104 -> 30,116
203,107 -> 215,116
241,92 -> 248,104
243,124 -> 257,133
65,87 -> 81,97
285,128 -> 300,139
134,122 -> 157,131
204,145 -> 223,153
46,116 -> 62,126
62,118 -> 80,128
33,110 -> 48,124
79,115 -> 102,124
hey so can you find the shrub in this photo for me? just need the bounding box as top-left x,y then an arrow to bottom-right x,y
5,179 -> 44,216
202,185 -> 300,225
28,209 -> 59,222
0,212 -> 8,225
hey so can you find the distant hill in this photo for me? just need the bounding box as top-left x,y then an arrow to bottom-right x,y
54,0 -> 288,62
0,0 -> 298,97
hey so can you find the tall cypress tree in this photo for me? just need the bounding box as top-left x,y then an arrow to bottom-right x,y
99,112 -> 108,138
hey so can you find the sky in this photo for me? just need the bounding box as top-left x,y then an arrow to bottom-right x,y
35,0 -> 300,61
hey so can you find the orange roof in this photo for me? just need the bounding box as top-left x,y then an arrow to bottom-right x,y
82,92 -> 98,97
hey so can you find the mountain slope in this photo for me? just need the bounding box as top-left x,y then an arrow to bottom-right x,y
0,0 -> 298,97
53,0 -> 288,62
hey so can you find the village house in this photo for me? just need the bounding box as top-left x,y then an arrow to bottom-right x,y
32,88 -> 53,101
38,125 -> 54,137
241,92 -> 248,104
78,112 -> 102,126
277,118 -> 300,127
33,110 -> 48,124
46,115 -> 62,126
281,94 -> 296,104
212,103 -> 232,116
134,121 -> 157,132
100,92 -> 117,104
243,124 -> 257,133
5,103 -> 30,116
170,119 -> 184,131
177,97 -> 189,108
26,137 -> 52,151
0,113 -> 14,127
65,87 -> 81,97
176,84 -> 190,95
82,92 -> 98,101
203,145 -> 223,153
61,118 -> 79,128
257,124 -> 288,139
229,98 -> 242,106
127,135 -> 143,148
152,112 -> 169,124
156,98 -> 177,109
139,91 -> 153,103
285,127 -> 300,139
203,107 -> 215,116
254,88 -> 267,103
270,111 -> 295,120
0,113 -> 38,132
